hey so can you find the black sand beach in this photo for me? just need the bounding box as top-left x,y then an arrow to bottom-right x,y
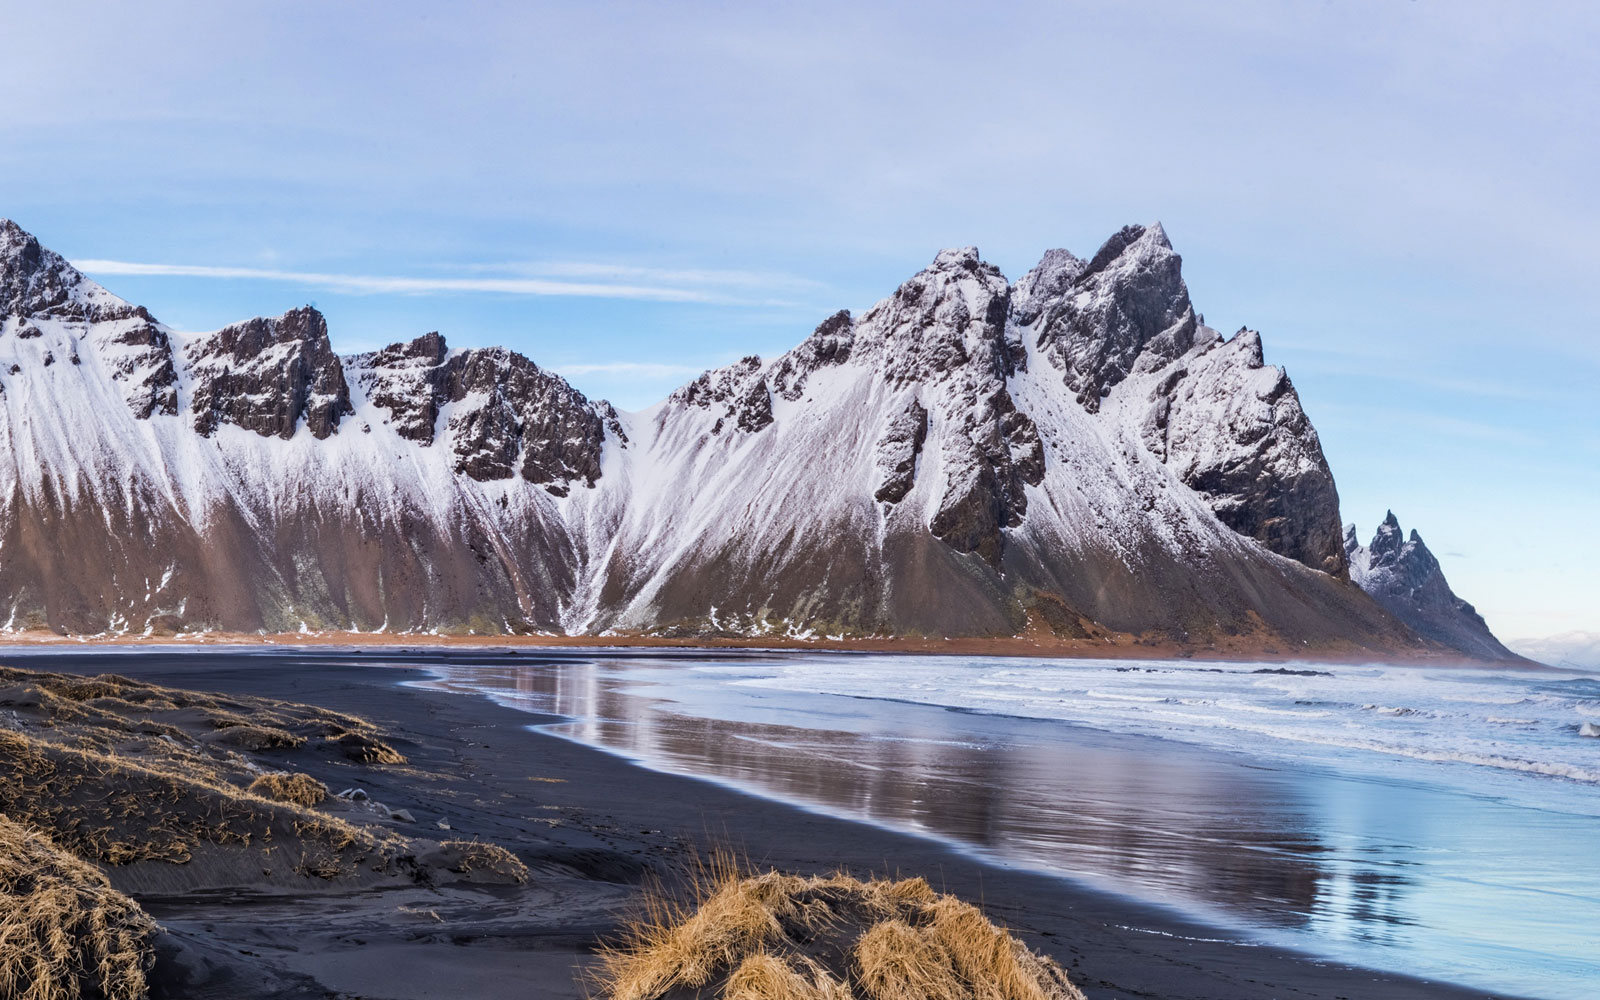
10,648 -> 1516,1000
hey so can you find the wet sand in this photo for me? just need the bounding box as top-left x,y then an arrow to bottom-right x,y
16,648 -> 1521,999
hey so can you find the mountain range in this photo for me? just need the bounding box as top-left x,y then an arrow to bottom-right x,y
0,218 -> 1519,661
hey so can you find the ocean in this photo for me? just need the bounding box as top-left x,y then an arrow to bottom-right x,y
419,650 -> 1600,1000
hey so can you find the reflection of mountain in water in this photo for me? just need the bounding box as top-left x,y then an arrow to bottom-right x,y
450,657 -> 1419,936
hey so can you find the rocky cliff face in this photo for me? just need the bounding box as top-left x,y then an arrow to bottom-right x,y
1015,225 -> 1345,577
0,217 -> 1510,658
1024,224 -> 1198,411
188,307 -> 353,440
2,219 -> 179,420
352,336 -> 622,492
1346,513 -> 1519,661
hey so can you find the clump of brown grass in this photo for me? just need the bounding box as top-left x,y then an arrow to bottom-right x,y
0,725 -> 377,870
724,953 -> 854,1000
332,731 -> 406,764
439,839 -> 530,883
203,724 -> 306,750
0,665 -> 406,764
596,857 -> 1083,1000
247,771 -> 328,807
0,664 -> 418,880
0,814 -> 157,1000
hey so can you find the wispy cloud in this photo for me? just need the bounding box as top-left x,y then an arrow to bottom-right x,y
478,260 -> 825,292
72,259 -> 797,306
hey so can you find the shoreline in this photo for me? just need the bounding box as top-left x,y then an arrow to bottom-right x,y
0,627 -> 1525,668
11,647 -> 1529,1000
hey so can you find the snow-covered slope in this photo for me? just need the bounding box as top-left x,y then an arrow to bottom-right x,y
0,217 -> 1505,656
1345,513 -> 1521,662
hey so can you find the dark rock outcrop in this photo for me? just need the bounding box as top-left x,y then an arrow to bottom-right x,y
95,319 -> 180,419
354,335 -> 622,492
852,247 -> 1044,566
1142,328 -> 1347,575
873,398 -> 928,504
187,307 -> 353,440
769,310 -> 854,401
1346,513 -> 1519,661
668,356 -> 774,434
353,331 -> 451,443
1027,224 -> 1198,411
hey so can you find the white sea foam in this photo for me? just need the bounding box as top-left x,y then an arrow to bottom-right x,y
733,657 -> 1600,799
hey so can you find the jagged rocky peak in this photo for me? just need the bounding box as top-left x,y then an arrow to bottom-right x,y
1,218 -> 142,323
1,219 -> 179,418
768,309 -> 853,401
1009,247 -> 1085,325
449,347 -> 624,491
1346,512 -> 1518,661
354,334 -> 623,492
1143,325 -> 1348,576
351,331 -> 452,443
846,246 -> 1041,564
1023,222 -> 1197,411
851,245 -> 1018,383
998,221 -> 1346,575
186,306 -> 353,440
668,355 -> 774,435
1365,510 -> 1407,562
1348,511 -> 1440,588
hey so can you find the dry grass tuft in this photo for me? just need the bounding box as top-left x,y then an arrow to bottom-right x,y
247,771 -> 328,807
0,665 -> 407,878
333,731 -> 407,765
853,919 -> 962,1000
0,727 -> 376,869
438,839 -> 530,883
724,953 -> 853,1000
0,665 -> 405,764
596,857 -> 1083,1000
202,724 -> 305,750
0,814 -> 157,1000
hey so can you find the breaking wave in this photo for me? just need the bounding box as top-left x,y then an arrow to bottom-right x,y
737,657 -> 1600,798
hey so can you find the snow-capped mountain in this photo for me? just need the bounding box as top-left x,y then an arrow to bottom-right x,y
0,217 -> 1512,658
1345,513 -> 1519,662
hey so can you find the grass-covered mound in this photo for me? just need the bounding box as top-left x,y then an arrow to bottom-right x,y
0,814 -> 157,1000
0,666 -> 404,765
246,771 -> 329,807
598,863 -> 1085,1000
0,663 -> 547,997
0,667 -> 407,878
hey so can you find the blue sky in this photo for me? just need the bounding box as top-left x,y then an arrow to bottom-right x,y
3,1 -> 1595,643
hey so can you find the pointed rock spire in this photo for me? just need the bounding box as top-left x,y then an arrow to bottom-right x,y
1347,512 -> 1519,661
1022,221 -> 1197,411
1,218 -> 95,320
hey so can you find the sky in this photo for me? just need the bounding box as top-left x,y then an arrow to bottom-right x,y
2,1 -> 1595,646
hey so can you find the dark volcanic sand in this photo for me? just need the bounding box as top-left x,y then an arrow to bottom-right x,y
12,648 -> 1520,1000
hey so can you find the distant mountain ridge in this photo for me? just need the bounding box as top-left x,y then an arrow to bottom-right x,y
0,217 -> 1517,660
1344,513 -> 1518,662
